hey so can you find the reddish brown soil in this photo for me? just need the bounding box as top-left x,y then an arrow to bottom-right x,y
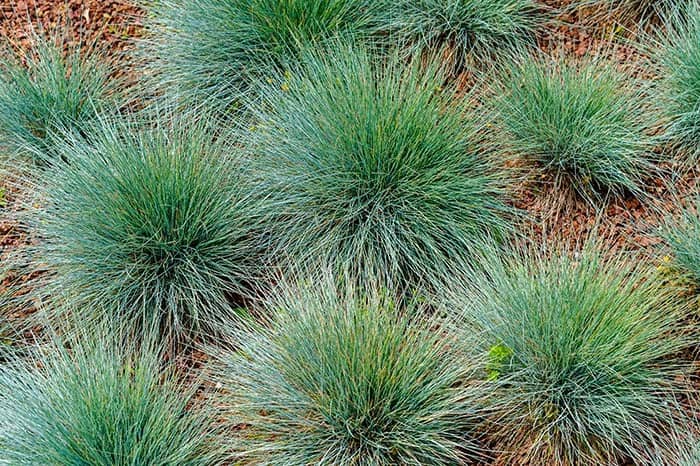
0,0 -> 142,48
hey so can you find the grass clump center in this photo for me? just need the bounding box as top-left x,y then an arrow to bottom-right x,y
251,44 -> 513,289
26,115 -> 261,342
449,243 -> 693,465
494,54 -> 655,200
211,277 -> 488,464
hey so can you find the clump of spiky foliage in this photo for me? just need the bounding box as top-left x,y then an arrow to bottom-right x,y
210,274 -> 489,464
0,30 -> 119,164
23,113 -> 262,342
249,44 -> 514,290
379,0 -> 543,66
0,328 -> 220,465
447,241 -> 693,465
656,1 -> 700,165
662,198 -> 700,286
493,53 -> 655,201
144,0 -> 383,113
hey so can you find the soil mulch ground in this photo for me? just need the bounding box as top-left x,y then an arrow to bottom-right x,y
0,0 -> 142,48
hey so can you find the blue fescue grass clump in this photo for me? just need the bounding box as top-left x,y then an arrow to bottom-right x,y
662,198 -> 700,287
210,274 -> 490,464
493,53 -> 655,201
447,241 -> 694,465
24,113 -> 263,342
0,329 -> 220,465
249,44 -> 515,290
656,1 -> 700,165
144,0 -> 383,112
379,0 -> 543,65
0,30 -> 119,164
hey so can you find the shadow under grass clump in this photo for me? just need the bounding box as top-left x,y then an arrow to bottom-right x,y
249,43 -> 516,292
209,274 -> 490,465
144,0 -> 383,114
0,30 -> 120,165
492,52 -> 656,204
21,113 -> 264,345
0,328 -> 220,465
447,241 -> 694,465
379,0 -> 545,68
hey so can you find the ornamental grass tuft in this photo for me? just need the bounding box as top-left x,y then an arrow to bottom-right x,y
379,0 -> 543,66
662,197 -> 700,287
144,0 -> 383,112
447,241 -> 694,465
210,274 -> 490,465
0,328 -> 220,465
249,44 -> 514,290
22,113 -> 263,343
492,52 -> 656,201
0,30 -> 119,164
583,0 -> 686,25
656,0 -> 700,165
